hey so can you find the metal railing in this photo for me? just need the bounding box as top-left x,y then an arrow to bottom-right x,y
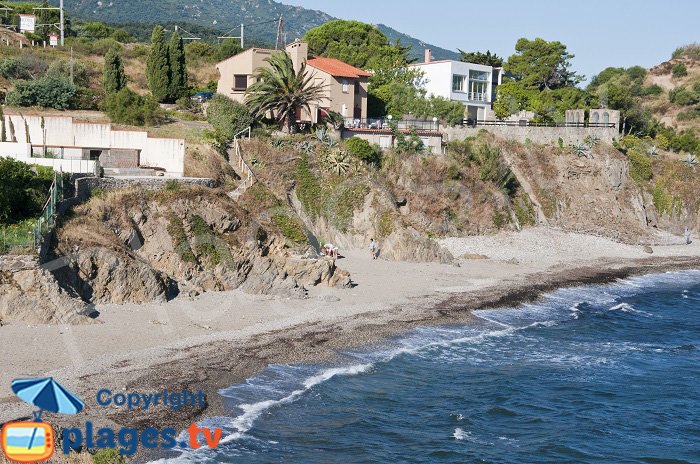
33,171 -> 64,250
230,127 -> 256,191
462,119 -> 617,128
343,118 -> 441,132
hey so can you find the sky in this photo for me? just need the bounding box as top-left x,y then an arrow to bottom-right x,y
283,0 -> 699,84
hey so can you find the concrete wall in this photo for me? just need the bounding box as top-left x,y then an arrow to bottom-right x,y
341,130 -> 443,155
100,149 -> 139,169
442,124 -> 619,146
3,114 -> 185,175
0,141 -> 31,157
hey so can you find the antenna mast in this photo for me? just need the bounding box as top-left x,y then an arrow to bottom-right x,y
275,15 -> 285,50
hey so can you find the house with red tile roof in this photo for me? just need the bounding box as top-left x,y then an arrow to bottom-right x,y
216,41 -> 369,123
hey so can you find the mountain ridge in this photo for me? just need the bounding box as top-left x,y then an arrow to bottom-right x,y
52,0 -> 460,61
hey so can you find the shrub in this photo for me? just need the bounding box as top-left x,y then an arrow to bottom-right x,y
677,107 -> 700,121
104,88 -> 162,126
345,137 -> 380,165
272,212 -> 307,244
0,58 -> 32,80
206,94 -> 254,141
6,77 -> 77,109
642,84 -> 663,96
0,157 -> 53,223
185,41 -> 216,60
669,86 -> 699,106
628,150 -> 653,183
672,63 -> 688,78
92,448 -> 126,464
46,59 -> 90,87
92,38 -> 123,55
474,143 -> 518,196
672,43 -> 700,60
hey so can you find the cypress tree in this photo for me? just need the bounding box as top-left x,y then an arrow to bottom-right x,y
146,26 -> 171,102
0,105 -> 6,143
103,48 -> 127,94
168,32 -> 187,101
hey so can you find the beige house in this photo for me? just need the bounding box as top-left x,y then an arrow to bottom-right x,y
216,41 -> 369,123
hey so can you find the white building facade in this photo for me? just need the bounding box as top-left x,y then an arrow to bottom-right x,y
410,50 -> 503,121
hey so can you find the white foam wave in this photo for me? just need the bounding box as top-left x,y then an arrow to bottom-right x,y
608,303 -> 653,317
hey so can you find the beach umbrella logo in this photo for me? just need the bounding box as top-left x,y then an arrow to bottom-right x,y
1,378 -> 84,463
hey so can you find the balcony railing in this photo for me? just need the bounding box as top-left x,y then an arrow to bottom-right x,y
462,119 -> 617,129
343,118 -> 440,132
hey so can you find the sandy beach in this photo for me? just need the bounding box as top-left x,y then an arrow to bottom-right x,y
1,227 -> 699,451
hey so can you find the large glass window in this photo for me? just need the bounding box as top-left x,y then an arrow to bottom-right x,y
452,74 -> 466,92
468,70 -> 489,101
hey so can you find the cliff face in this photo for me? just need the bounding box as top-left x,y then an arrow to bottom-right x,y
50,187 -> 350,307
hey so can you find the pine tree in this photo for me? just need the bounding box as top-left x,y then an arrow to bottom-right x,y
146,26 -> 171,102
103,48 -> 127,94
168,32 -> 187,101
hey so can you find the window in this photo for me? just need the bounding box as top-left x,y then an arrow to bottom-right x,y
452,74 -> 466,92
233,74 -> 248,91
354,81 -> 360,95
342,79 -> 350,93
468,70 -> 489,101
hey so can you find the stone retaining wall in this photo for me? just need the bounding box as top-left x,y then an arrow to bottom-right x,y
441,125 -> 619,146
73,176 -> 216,202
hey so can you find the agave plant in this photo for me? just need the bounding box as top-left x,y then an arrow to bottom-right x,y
325,148 -> 351,175
681,154 -> 698,166
297,140 -> 315,155
570,143 -> 592,159
584,135 -> 601,147
315,127 -> 337,148
646,145 -> 660,158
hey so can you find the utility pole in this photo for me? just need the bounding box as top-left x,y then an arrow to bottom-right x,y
59,0 -> 64,46
240,23 -> 244,48
275,15 -> 284,50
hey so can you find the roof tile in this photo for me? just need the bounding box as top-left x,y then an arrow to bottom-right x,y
306,57 -> 370,78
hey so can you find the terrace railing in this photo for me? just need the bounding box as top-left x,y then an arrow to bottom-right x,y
343,118 -> 441,132
229,127 -> 256,192
462,119 -> 617,129
33,171 -> 64,251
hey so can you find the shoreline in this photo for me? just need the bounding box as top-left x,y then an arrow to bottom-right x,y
1,229 -> 699,462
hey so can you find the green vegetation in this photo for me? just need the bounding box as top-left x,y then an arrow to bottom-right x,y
103,48 -> 127,94
669,85 -> 700,106
245,52 -> 326,132
189,215 -> 221,267
272,212 -> 307,244
672,43 -> 700,61
104,88 -> 162,126
92,447 -> 127,464
672,63 -> 688,78
166,214 -> 195,262
295,154 -> 323,216
6,76 -> 77,109
345,137 -> 381,165
168,32 -> 188,100
332,181 -> 370,232
514,194 -> 536,226
0,158 -> 54,224
0,218 -> 35,253
459,49 -> 503,67
206,94 -> 254,142
473,143 -> 518,195
627,150 -> 653,183
376,211 -> 394,238
146,26 -> 171,102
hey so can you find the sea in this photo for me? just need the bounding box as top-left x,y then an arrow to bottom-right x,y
165,270 -> 700,463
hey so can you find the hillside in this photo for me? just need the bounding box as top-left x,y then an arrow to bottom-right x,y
50,0 -> 459,60
642,51 -> 700,132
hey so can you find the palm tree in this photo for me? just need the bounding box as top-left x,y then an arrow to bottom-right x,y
245,52 -> 326,133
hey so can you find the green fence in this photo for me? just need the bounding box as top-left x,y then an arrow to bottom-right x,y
0,172 -> 64,255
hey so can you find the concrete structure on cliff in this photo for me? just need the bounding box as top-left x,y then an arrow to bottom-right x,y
0,114 -> 185,176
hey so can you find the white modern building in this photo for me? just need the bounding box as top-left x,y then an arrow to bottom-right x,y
410,50 -> 503,121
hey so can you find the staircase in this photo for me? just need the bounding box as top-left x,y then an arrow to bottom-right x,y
227,127 -> 256,200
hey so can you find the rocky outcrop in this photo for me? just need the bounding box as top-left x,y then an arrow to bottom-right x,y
50,188 -> 351,306
0,267 -> 94,324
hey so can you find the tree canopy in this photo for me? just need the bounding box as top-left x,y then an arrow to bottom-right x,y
304,20 -> 410,71
103,48 -> 127,94
168,32 -> 187,100
146,26 -> 171,102
459,50 -> 503,67
504,38 -> 583,91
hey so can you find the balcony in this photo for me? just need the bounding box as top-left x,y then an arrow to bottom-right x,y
343,118 -> 441,132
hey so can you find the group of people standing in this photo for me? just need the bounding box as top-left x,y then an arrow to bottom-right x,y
320,239 -> 379,260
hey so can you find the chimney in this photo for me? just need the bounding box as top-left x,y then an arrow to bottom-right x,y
285,40 -> 308,73
424,49 -> 432,63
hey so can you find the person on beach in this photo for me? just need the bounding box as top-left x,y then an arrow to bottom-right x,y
369,238 -> 378,260
685,227 -> 692,245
